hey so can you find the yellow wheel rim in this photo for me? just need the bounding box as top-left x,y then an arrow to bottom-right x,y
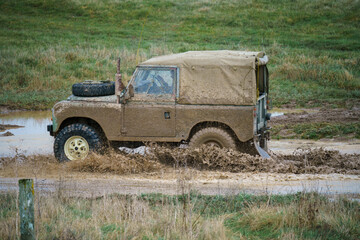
64,136 -> 89,161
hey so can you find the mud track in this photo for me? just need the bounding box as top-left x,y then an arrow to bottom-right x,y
1,146 -> 359,196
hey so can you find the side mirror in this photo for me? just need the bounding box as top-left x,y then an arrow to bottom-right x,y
119,89 -> 126,104
122,84 -> 134,102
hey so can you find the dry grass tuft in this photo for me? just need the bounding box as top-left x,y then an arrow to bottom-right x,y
230,192 -> 360,239
0,192 -> 229,239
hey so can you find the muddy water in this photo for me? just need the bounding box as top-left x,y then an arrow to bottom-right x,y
0,111 -> 53,156
268,139 -> 360,155
267,108 -> 360,154
0,110 -> 359,157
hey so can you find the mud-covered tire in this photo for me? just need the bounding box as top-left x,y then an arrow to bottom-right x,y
189,127 -> 237,149
72,81 -> 115,97
54,123 -> 105,162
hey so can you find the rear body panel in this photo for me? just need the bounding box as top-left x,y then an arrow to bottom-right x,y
176,105 -> 254,142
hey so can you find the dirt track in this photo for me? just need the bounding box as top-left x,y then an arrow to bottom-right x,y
1,146 -> 359,196
1,173 -> 360,197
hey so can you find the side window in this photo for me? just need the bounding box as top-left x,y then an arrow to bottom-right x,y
257,66 -> 267,96
133,67 -> 175,96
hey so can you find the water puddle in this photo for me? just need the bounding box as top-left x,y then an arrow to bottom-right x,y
268,108 -> 320,118
0,111 -> 53,157
269,108 -> 319,114
268,139 -> 360,155
269,112 -> 284,117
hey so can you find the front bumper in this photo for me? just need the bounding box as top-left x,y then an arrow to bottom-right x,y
47,124 -> 54,136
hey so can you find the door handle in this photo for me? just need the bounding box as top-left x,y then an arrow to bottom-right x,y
164,112 -> 170,119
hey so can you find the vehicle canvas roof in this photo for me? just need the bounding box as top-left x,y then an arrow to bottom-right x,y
140,51 -> 268,106
140,50 -> 265,67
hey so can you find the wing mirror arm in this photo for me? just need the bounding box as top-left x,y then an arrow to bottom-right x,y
128,84 -> 134,98
119,84 -> 134,104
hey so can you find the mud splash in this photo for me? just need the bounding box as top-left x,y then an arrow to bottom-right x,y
150,146 -> 360,175
1,145 -> 359,176
67,150 -> 163,175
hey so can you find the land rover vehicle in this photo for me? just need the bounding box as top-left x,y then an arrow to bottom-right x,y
47,51 -> 271,161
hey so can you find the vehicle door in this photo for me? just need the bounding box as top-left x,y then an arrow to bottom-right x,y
124,66 -> 177,137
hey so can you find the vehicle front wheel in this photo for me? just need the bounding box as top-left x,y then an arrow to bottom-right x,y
54,123 -> 105,162
189,127 -> 237,149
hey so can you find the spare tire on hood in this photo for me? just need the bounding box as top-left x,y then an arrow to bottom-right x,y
72,80 -> 115,97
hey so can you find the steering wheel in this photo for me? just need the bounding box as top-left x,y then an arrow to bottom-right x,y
155,75 -> 170,93
145,79 -> 154,94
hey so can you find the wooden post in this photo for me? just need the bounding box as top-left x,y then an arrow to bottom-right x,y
19,179 -> 35,240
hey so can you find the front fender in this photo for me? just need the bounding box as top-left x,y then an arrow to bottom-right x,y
53,101 -> 122,140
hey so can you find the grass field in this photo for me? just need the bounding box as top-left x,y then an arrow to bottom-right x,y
0,0 -> 359,109
1,191 -> 359,239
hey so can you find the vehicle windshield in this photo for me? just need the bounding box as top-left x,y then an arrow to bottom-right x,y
132,67 -> 176,96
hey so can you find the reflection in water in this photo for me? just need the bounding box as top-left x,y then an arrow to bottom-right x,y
0,111 -> 53,157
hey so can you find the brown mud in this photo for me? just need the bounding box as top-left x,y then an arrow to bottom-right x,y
0,131 -> 14,137
150,146 -> 360,175
1,147 -> 359,196
1,146 -> 359,177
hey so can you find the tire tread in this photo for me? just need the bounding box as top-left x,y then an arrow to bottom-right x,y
54,123 -> 103,162
72,82 -> 115,97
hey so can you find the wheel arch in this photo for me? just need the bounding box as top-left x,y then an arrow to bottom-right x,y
187,121 -> 239,143
57,117 -> 106,139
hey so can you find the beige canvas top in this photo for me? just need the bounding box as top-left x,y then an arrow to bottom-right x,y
140,51 -> 267,105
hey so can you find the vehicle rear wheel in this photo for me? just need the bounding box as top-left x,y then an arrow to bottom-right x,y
189,127 -> 237,149
54,123 -> 105,162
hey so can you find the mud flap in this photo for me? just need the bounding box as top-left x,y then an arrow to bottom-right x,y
254,139 -> 270,158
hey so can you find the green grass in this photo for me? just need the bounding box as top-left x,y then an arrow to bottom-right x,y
1,192 -> 359,239
0,0 -> 359,109
271,122 -> 360,140
225,193 -> 360,239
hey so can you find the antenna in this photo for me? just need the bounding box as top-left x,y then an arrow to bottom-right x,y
135,13 -> 149,65
117,57 -> 121,74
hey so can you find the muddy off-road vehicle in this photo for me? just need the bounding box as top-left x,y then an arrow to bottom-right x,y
47,51 -> 271,161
